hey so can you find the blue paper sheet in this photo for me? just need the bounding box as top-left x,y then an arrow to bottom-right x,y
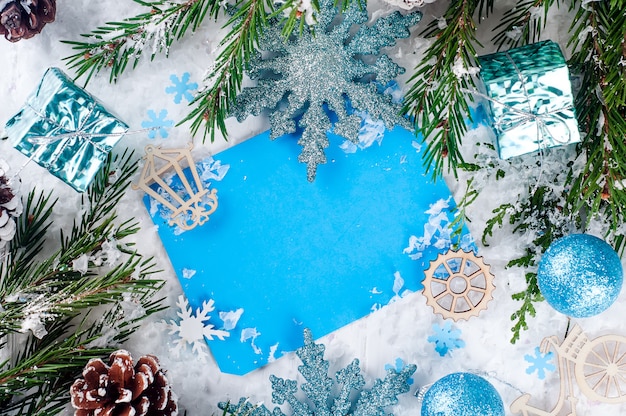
145,126 -> 472,375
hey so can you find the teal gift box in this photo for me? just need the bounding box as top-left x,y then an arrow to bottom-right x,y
477,40 -> 581,159
5,67 -> 128,192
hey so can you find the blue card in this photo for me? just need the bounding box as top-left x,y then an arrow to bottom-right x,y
145,126 -> 472,375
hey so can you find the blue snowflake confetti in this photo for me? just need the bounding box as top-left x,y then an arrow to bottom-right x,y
385,358 -> 414,385
165,72 -> 198,104
231,0 -> 422,181
142,109 -> 174,139
525,347 -> 556,380
220,328 -> 416,416
427,321 -> 465,357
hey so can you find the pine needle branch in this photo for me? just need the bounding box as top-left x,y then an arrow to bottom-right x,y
566,0 -> 626,251
0,150 -> 164,414
180,0 -> 274,142
62,0 -> 220,84
401,0 -> 493,179
272,0 -> 317,37
491,0 -> 561,49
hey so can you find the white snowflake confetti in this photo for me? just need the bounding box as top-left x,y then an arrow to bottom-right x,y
181,268 -> 196,279
166,295 -> 229,362
219,308 -> 244,331
241,327 -> 262,355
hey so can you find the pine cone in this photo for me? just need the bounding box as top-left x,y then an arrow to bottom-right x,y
0,0 -> 56,42
0,160 -> 20,255
70,350 -> 178,416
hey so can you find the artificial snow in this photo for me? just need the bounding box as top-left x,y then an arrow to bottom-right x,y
1,1 -> 626,415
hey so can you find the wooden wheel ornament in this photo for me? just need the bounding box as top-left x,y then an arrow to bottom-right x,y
422,250 -> 495,321
574,334 -> 626,403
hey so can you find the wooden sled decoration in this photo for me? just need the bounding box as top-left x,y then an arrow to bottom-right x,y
422,249 -> 494,321
511,324 -> 626,415
133,144 -> 218,231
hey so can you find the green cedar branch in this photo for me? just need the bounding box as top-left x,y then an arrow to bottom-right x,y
402,0 -> 493,179
63,0 -> 220,84
458,0 -> 625,342
482,184 -> 573,343
510,272 -> 543,343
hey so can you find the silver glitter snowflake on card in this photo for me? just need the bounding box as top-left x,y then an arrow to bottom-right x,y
220,328 -> 416,416
232,0 -> 422,181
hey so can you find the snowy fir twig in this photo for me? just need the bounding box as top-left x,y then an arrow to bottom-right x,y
181,0 -> 275,142
491,0 -> 560,49
0,151 -> 164,414
63,0 -> 222,84
566,1 -> 626,249
401,0 -> 493,179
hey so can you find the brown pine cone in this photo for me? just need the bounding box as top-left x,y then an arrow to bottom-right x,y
0,0 -> 56,42
70,350 -> 178,416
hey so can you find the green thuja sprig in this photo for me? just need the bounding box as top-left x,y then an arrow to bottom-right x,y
483,184 -> 575,343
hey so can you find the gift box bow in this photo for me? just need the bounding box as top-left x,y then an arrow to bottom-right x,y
5,67 -> 128,192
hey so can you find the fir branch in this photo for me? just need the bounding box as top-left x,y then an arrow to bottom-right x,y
0,191 -> 55,298
181,0 -> 274,142
402,0 -> 493,179
0,151 -> 164,414
491,0 -> 561,49
566,0 -> 626,252
273,0 -> 318,37
63,0 -> 220,84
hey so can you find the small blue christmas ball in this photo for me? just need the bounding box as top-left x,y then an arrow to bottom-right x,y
537,234 -> 623,318
421,372 -> 504,416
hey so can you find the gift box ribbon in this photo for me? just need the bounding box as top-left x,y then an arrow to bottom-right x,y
24,100 -> 115,165
471,47 -> 576,151
493,50 -> 574,146
16,102 -> 157,178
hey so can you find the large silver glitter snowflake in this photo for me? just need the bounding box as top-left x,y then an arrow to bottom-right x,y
232,0 -> 422,181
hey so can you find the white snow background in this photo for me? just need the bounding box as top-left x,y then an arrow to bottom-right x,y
1,0 -> 626,415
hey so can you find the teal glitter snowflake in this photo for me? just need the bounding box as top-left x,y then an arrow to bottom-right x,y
232,0 -> 422,181
220,329 -> 416,416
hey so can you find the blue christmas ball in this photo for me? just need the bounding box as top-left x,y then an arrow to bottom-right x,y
537,234 -> 623,318
421,372 -> 504,416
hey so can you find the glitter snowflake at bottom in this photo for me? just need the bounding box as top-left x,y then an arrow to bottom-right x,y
221,328 -> 416,416
230,0 -> 422,181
